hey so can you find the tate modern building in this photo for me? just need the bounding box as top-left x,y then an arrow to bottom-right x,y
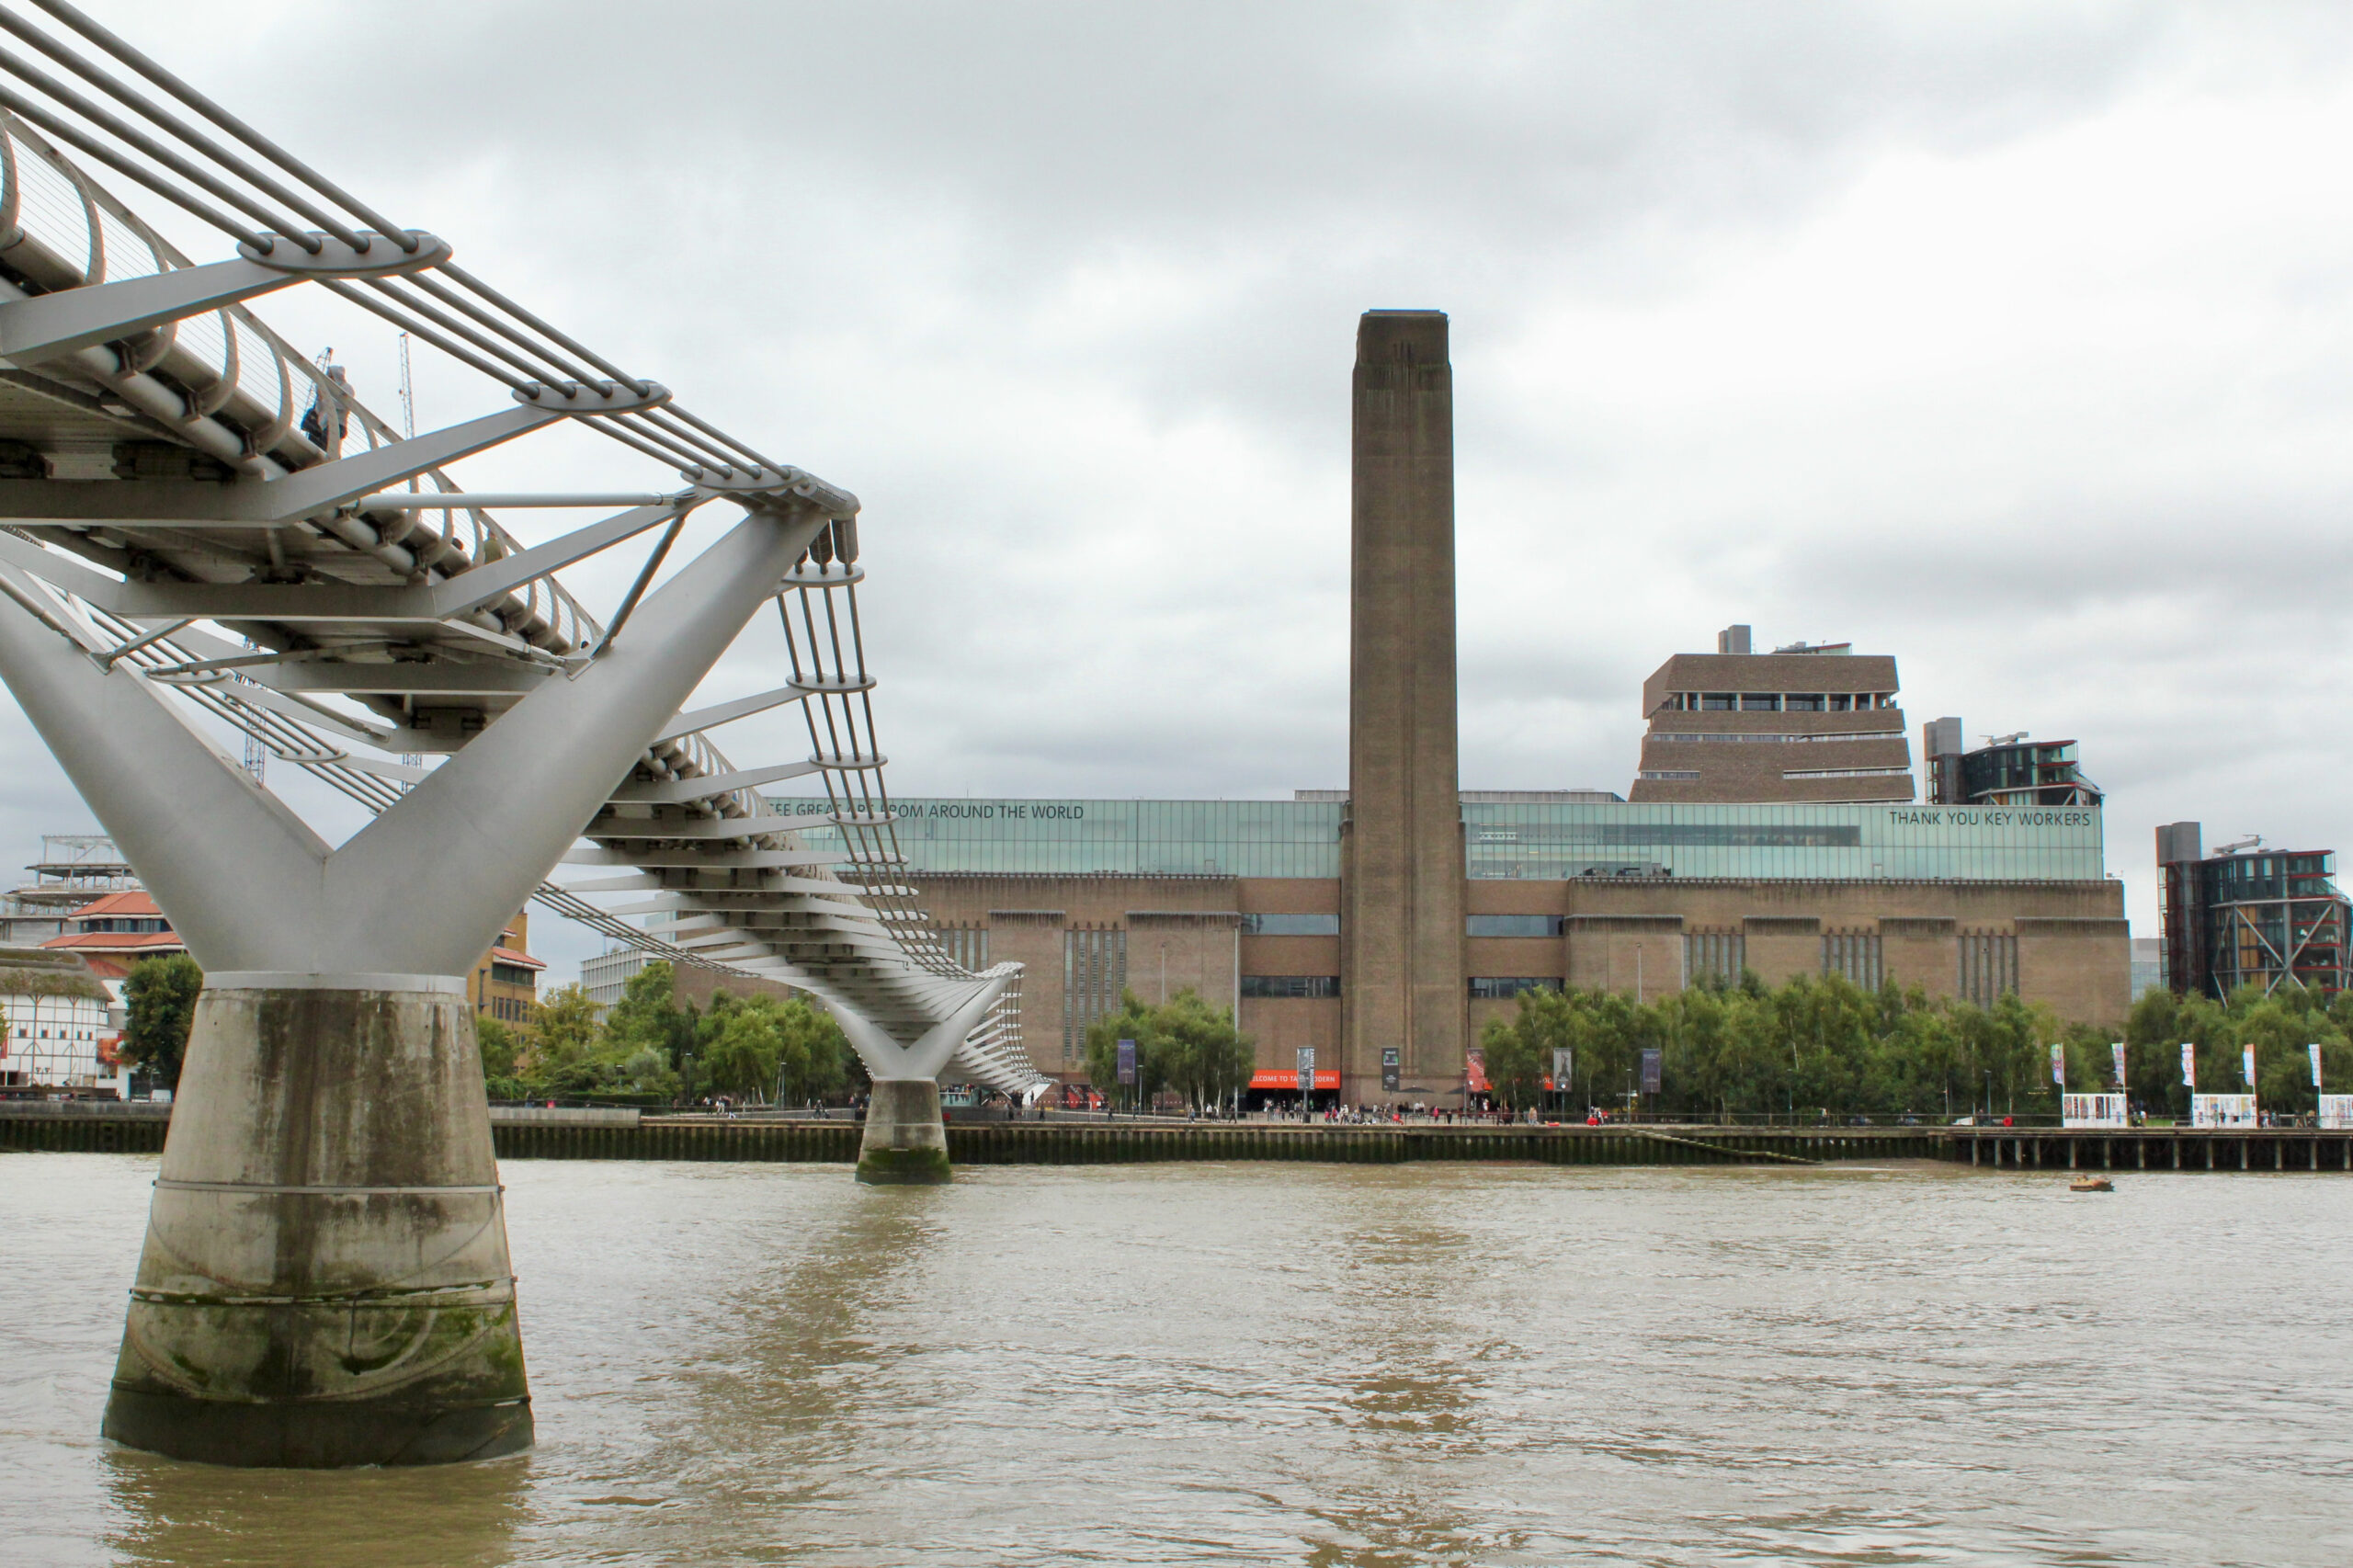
787,313 -> 2128,1102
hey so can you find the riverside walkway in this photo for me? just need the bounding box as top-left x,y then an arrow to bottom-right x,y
7,1103 -> 2350,1171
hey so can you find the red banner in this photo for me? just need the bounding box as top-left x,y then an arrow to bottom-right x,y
1249,1070 -> 1339,1089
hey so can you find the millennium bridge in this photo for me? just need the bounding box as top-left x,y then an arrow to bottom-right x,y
0,1 -> 1042,1467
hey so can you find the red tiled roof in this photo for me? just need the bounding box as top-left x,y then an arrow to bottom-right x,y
43,930 -> 185,953
64,890 -> 162,919
488,947 -> 544,971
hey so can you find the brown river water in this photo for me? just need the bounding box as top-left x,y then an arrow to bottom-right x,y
2,1153 -> 2349,1567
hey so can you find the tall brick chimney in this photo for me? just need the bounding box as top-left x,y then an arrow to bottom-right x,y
1341,311 -> 1465,1102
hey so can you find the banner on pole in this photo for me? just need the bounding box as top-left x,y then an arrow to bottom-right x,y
1116,1038 -> 1136,1086
2111,1041 -> 2128,1089
1296,1047 -> 1315,1098
1640,1049 -> 1663,1096
2049,1042 -> 2065,1089
2242,1044 -> 2257,1089
2310,1042 -> 2324,1091
1381,1046 -> 1400,1092
1551,1047 -> 1572,1092
2180,1043 -> 2196,1088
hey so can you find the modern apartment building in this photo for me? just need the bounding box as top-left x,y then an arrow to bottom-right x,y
1924,720 -> 2103,807
2155,823 -> 2350,999
1630,627 -> 1915,803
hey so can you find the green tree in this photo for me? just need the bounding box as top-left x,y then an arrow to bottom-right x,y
773,996 -> 852,1103
604,961 -> 699,1075
698,991 -> 802,1100
1479,1009 -> 1547,1109
1083,991 -> 1164,1108
1154,988 -> 1255,1111
121,954 -> 202,1090
475,1012 -> 526,1099
475,1013 -> 518,1079
524,984 -> 605,1094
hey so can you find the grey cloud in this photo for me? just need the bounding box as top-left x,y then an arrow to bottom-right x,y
11,0 -> 2353,975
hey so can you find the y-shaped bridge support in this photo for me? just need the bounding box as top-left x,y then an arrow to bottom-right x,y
833,978 -> 1010,1184
0,506 -> 825,1467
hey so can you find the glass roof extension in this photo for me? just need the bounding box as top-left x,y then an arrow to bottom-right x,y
768,797 -> 2107,882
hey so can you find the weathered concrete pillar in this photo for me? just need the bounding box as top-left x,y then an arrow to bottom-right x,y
101,978 -> 529,1467
857,1079 -> 951,1185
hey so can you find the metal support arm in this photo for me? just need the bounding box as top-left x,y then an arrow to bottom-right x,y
0,231 -> 449,367
102,499 -> 698,622
0,507 -> 828,975
829,971 -> 1012,1081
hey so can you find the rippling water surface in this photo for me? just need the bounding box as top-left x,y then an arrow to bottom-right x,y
3,1152 -> 2349,1566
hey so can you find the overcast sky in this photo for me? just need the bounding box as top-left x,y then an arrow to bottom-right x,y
7,1 -> 2353,978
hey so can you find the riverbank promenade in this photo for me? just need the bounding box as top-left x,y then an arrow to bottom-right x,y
6,1102 -> 2348,1172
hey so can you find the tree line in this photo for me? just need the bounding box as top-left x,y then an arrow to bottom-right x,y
112,955 -> 865,1107
480,962 -> 864,1104
1476,971 -> 2353,1119
107,951 -> 2353,1119
1081,988 -> 1256,1111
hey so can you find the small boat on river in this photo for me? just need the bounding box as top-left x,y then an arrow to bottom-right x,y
2070,1176 -> 2114,1193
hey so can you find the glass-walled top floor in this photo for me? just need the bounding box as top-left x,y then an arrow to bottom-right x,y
768,797 -> 2108,883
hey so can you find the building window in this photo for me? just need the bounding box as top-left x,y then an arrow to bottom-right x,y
1063,926 -> 1127,1061
1686,930 -> 1744,983
1781,767 -> 1913,780
1639,770 -> 1700,782
1241,913 -> 1341,936
1740,693 -> 1781,711
1823,931 -> 1883,989
1240,974 -> 1339,999
1466,915 -> 1564,937
1829,694 -> 1854,710
1700,693 -> 1735,710
1785,693 -> 1825,711
490,962 -> 537,986
938,926 -> 990,971
1654,730 -> 1905,746
1958,931 -> 2018,1006
1468,977 -> 1563,1000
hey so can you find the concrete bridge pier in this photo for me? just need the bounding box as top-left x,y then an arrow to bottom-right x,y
0,495 -> 834,1465
102,979 -> 528,1466
834,979 -> 1010,1186
856,1080 -> 952,1184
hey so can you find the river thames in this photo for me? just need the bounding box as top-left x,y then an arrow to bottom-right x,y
2,1153 -> 2347,1566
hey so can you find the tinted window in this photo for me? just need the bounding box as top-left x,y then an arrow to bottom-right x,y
1240,975 -> 1340,999
1242,913 -> 1340,936
1467,915 -> 1564,937
1468,977 -> 1563,999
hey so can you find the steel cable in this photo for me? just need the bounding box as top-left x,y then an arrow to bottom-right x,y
0,10 -> 361,251
26,0 -> 415,249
